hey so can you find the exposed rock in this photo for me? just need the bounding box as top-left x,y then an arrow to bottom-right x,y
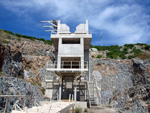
91,58 -> 150,112
1,44 -> 24,78
0,76 -> 44,113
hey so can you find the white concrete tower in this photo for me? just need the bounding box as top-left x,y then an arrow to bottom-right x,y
42,20 -> 92,102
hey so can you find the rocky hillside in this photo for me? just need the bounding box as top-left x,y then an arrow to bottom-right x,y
90,44 -> 150,59
91,58 -> 150,113
0,29 -> 150,113
0,29 -> 53,112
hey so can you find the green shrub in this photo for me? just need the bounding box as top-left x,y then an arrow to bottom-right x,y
44,40 -> 52,45
123,47 -> 128,51
90,45 -> 93,48
124,44 -> 134,49
2,40 -> 9,44
119,53 -> 126,59
91,55 -> 94,58
144,45 -> 150,50
4,30 -> 14,35
17,38 -> 21,41
136,43 -> 147,46
133,48 -> 142,56
96,55 -> 102,58
75,107 -> 82,113
84,108 -> 88,112
0,72 -> 2,75
128,55 -> 135,59
106,52 -> 113,58
122,50 -> 128,54
41,88 -> 45,95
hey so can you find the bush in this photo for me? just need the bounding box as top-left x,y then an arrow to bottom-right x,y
75,107 -> 82,113
4,30 -> 14,35
44,40 -> 52,45
119,53 -> 126,59
91,55 -> 94,58
122,50 -> 128,54
0,72 -> 2,75
96,55 -> 102,58
84,108 -> 88,112
128,55 -> 135,59
123,47 -> 128,51
136,43 -> 147,46
124,44 -> 134,49
144,45 -> 150,50
133,48 -> 142,56
17,38 -> 21,41
41,88 -> 45,95
2,40 -> 9,44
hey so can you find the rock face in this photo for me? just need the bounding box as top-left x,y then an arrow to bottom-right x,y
0,76 -> 44,113
0,40 -> 53,112
0,42 -> 52,85
0,44 -> 24,78
91,58 -> 150,113
9,40 -> 52,56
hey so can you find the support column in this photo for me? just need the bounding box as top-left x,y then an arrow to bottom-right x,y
74,84 -> 77,101
59,77 -> 62,100
57,38 -> 62,69
85,83 -> 87,100
80,38 -> 84,70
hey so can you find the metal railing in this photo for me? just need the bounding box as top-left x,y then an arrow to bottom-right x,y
47,61 -> 88,69
0,95 -> 26,113
51,29 -> 92,35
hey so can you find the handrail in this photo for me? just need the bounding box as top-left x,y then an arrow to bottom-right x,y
14,100 -> 23,111
34,99 -> 40,107
0,95 -> 26,113
47,61 -> 88,69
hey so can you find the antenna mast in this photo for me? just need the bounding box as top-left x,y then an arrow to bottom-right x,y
100,36 -> 103,46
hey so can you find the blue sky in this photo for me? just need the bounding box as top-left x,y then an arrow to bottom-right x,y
0,0 -> 150,46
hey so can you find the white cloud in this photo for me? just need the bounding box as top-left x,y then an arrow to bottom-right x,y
0,0 -> 149,45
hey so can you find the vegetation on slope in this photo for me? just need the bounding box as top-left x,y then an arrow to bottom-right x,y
91,43 -> 150,59
0,29 -> 52,45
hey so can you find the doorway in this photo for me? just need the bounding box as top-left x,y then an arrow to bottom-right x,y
62,76 -> 74,100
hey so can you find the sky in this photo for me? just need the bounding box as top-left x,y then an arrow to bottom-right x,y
0,0 -> 150,46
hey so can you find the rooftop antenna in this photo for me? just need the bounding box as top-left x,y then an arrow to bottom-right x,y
100,36 -> 103,46
40,20 -> 58,34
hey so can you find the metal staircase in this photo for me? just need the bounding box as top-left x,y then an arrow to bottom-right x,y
88,81 -> 100,106
87,58 -> 101,107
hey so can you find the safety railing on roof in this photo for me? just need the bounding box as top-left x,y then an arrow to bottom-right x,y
51,29 -> 92,35
47,61 -> 88,70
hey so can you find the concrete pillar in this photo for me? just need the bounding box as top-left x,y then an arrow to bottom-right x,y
80,38 -> 84,69
57,56 -> 61,69
85,83 -> 87,100
59,84 -> 62,100
74,84 -> 77,101
57,38 -> 62,69
59,77 -> 62,100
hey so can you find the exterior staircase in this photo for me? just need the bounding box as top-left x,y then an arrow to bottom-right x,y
88,81 -> 100,107
87,58 -> 101,107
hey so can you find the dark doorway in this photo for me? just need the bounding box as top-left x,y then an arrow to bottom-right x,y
62,76 -> 74,100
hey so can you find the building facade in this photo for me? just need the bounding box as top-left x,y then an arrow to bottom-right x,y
45,20 -> 92,102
